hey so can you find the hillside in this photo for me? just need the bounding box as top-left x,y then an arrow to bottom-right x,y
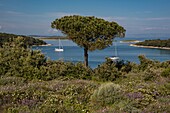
0,37 -> 170,112
0,32 -> 47,47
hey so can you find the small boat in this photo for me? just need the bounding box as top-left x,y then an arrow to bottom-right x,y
55,39 -> 64,52
109,40 -> 120,61
109,56 -> 120,61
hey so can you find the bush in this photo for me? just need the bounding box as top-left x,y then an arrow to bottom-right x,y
0,37 -> 93,81
93,59 -> 123,82
161,68 -> 170,77
143,67 -> 162,81
138,55 -> 155,71
0,76 -> 26,86
91,83 -> 123,107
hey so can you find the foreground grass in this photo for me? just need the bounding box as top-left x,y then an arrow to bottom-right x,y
0,77 -> 99,113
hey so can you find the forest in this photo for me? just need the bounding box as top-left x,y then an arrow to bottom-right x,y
0,32 -> 46,47
135,38 -> 170,48
0,35 -> 170,112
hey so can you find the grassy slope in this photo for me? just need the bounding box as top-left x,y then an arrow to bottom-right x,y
1,67 -> 170,112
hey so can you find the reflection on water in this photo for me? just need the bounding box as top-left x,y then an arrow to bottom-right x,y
56,52 -> 64,61
159,49 -> 170,55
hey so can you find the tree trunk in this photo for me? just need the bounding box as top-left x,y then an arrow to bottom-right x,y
84,48 -> 88,67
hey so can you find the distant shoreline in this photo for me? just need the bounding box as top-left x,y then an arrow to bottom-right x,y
130,44 -> 170,50
39,37 -> 68,40
120,40 -> 141,43
32,44 -> 52,46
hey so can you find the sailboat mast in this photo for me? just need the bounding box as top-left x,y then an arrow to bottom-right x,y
115,41 -> 117,56
59,39 -> 61,49
55,38 -> 64,52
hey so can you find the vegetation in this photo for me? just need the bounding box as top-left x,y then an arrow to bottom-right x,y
0,36 -> 170,112
135,38 -> 170,48
0,32 -> 46,47
51,15 -> 126,67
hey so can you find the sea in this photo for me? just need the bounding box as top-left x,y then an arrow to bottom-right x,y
32,37 -> 170,68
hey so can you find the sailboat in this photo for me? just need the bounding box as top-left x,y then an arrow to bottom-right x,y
55,39 -> 64,52
109,40 -> 120,61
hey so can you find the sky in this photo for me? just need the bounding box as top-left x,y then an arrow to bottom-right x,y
0,0 -> 170,37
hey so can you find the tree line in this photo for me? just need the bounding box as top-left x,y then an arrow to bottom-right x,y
135,39 -> 170,48
0,32 -> 46,47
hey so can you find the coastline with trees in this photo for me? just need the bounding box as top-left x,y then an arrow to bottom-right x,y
0,14 -> 170,112
130,39 -> 170,50
0,32 -> 47,47
1,0 -> 170,111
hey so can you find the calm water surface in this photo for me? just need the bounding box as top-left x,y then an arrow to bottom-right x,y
33,37 -> 170,68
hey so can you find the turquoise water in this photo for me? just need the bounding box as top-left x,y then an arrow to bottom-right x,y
33,37 -> 170,68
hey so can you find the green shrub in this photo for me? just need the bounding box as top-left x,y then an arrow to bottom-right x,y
91,83 -> 123,107
60,62 -> 93,80
0,37 -> 47,79
138,55 -> 155,71
160,61 -> 170,68
0,76 -> 26,86
120,61 -> 133,73
4,106 -> 31,113
161,68 -> 170,77
142,96 -> 170,113
126,84 -> 158,109
143,67 -> 162,81
93,59 -> 123,82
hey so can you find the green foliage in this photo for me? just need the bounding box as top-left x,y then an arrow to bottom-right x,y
57,62 -> 92,79
142,97 -> 170,113
125,82 -> 169,112
91,83 -> 123,107
93,59 -> 120,82
120,61 -> 133,73
93,59 -> 132,82
51,15 -> 125,66
138,55 -> 155,70
0,37 -> 47,79
0,32 -> 46,47
0,78 -> 98,113
160,61 -> 170,68
0,76 -> 26,86
136,38 -> 170,48
1,55 -> 170,113
0,34 -> 170,112
161,68 -> 170,77
0,37 -> 93,80
143,67 -> 162,81
51,15 -> 125,51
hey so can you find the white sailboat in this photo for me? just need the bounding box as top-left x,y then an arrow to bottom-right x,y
109,40 -> 120,61
55,39 -> 64,52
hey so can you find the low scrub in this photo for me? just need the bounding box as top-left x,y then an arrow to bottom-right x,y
0,37 -> 170,112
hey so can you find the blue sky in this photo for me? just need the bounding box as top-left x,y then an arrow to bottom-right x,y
0,0 -> 170,37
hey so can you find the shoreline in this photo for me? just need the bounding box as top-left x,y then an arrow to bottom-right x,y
120,40 -> 141,43
32,44 -> 52,46
130,44 -> 170,50
39,38 -> 68,40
